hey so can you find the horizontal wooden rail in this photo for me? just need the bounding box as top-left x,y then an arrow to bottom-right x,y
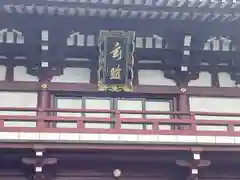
0,107 -> 239,136
193,111 -> 240,117
1,107 -> 240,117
0,107 -> 192,115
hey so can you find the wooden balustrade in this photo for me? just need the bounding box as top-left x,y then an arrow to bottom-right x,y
0,107 -> 239,136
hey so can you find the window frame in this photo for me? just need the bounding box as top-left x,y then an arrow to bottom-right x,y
51,92 -> 176,129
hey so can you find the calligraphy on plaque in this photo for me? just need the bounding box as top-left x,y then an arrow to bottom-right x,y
98,30 -> 135,92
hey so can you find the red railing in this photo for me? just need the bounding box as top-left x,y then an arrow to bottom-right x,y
0,107 -> 239,136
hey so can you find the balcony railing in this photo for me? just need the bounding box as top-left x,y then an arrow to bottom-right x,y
0,107 -> 239,136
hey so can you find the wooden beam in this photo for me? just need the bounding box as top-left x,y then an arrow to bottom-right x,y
1,81 -> 240,97
1,0 -> 240,15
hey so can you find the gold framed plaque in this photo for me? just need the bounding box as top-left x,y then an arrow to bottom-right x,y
97,30 -> 135,92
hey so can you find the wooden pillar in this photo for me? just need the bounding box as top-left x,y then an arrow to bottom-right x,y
38,84 -> 49,112
178,88 -> 190,130
179,35 -> 191,115
179,88 -> 189,113
37,30 -> 51,129
5,62 -> 14,81
177,35 -> 192,130
37,83 -> 49,129
211,64 -> 219,87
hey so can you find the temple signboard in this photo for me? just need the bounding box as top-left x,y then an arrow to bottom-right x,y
98,30 -> 135,92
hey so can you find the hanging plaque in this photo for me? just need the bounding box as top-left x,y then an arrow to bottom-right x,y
98,30 -> 135,92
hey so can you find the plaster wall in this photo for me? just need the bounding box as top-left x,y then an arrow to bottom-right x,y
189,96 -> 240,131
0,65 -> 6,81
51,67 -> 91,83
188,72 -> 211,87
218,72 -> 236,87
0,92 -> 37,127
14,66 -> 39,82
138,70 -> 176,86
188,71 -> 236,87
9,65 -> 238,88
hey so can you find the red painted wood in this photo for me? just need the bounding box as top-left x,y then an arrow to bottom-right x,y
1,81 -> 240,97
38,88 -> 50,129
0,107 -> 239,136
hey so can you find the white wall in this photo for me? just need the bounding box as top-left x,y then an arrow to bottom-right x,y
188,71 -> 237,88
188,72 -> 211,87
0,92 -> 38,127
56,98 -> 82,118
218,72 -> 236,87
51,67 -> 90,83
189,96 -> 240,131
55,98 -> 82,128
0,66 -> 6,81
14,66 -> 39,82
138,70 -> 176,86
0,92 -> 38,116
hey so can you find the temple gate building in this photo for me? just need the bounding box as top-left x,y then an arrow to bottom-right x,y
0,0 -> 239,180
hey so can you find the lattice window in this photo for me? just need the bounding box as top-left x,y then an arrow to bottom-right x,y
54,96 -> 172,130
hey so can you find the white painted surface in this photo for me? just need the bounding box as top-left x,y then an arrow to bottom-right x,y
0,92 -> 37,115
51,67 -> 90,83
85,98 -> 111,129
145,101 -> 170,119
218,72 -> 236,87
4,121 -> 36,128
204,37 -> 232,51
117,99 -> 143,119
56,98 -> 82,117
145,100 -> 171,130
56,122 -> 77,128
196,125 -> 227,131
188,72 -> 211,87
14,66 -> 39,82
138,70 -> 176,86
0,65 -> 6,81
85,123 -> 111,129
0,29 -> 24,44
55,98 -> 81,128
85,98 -> 111,118
0,132 -> 240,145
190,96 -> 240,121
234,126 -> 240,131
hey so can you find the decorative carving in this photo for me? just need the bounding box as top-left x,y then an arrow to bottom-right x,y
40,84 -> 48,89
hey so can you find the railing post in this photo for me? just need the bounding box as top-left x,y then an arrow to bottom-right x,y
190,113 -> 197,131
178,88 -> 190,130
115,111 -> 121,130
0,119 -> 4,129
37,83 -> 49,129
77,120 -> 84,130
152,122 -> 159,132
227,123 -> 234,133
